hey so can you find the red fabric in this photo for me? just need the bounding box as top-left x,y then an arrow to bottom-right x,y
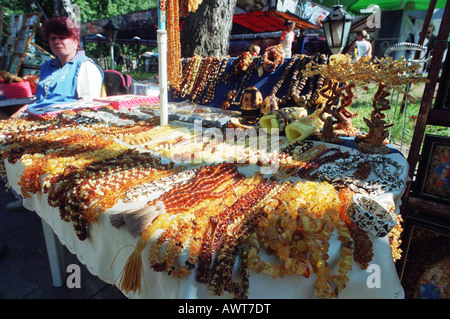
94,94 -> 159,110
232,11 -> 319,33
104,70 -> 131,88
0,82 -> 32,98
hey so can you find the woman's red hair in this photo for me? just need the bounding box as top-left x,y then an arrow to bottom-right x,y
43,17 -> 80,41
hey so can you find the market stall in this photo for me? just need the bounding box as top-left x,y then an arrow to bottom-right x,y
0,103 -> 407,299
0,0 -> 430,300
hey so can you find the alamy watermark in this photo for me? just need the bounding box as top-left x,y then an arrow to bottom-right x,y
65,262 -> 383,290
170,120 -> 281,174
366,263 -> 381,289
66,264 -> 81,289
361,4 -> 381,29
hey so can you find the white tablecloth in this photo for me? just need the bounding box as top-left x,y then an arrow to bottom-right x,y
4,142 -> 406,299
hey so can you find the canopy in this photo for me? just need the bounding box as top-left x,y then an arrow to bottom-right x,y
317,0 -> 448,14
233,9 -> 320,33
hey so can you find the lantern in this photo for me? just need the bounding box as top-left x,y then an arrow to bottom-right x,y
103,20 -> 120,69
322,4 -> 354,54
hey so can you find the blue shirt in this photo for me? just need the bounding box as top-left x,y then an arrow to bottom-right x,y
27,51 -> 103,112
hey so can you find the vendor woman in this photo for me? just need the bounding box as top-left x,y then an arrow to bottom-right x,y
10,17 -> 103,118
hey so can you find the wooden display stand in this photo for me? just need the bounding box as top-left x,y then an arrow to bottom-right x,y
402,0 -> 450,220
1,11 -> 42,75
398,0 -> 450,282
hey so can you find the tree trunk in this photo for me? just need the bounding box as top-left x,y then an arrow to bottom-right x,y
180,0 -> 237,58
53,0 -> 78,21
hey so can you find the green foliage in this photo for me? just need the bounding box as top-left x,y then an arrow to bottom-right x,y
0,0 -> 158,21
349,82 -> 450,155
72,0 -> 158,21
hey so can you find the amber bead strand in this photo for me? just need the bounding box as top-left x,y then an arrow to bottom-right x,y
338,187 -> 373,269
231,56 -> 261,106
149,226 -> 178,272
331,216 -> 354,296
210,179 -> 275,254
150,174 -> 249,277
147,164 -> 221,205
268,55 -> 301,106
18,135 -> 124,196
197,178 -> 275,283
166,0 -> 182,91
85,166 -> 182,222
195,57 -> 220,104
295,148 -> 351,180
287,56 -> 307,97
202,56 -> 230,103
152,223 -> 190,274
48,151 -> 179,240
148,163 -> 239,213
175,56 -> 198,98
190,57 -> 212,102
152,176 -> 239,274
162,170 -> 237,213
196,173 -> 263,283
210,181 -> 283,298
248,184 -> 316,280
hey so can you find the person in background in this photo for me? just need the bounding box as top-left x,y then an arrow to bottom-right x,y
250,44 -> 261,57
424,24 -> 436,72
280,20 -> 296,58
7,17 -> 103,210
116,54 -> 124,71
10,17 -> 103,119
349,30 -> 372,59
125,54 -> 131,72
424,24 -> 436,56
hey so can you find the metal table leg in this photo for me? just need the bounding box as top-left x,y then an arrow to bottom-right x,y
41,219 -> 66,287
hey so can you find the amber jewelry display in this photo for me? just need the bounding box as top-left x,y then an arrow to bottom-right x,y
148,172 -> 263,279
209,182 -> 288,298
197,177 -> 278,285
162,0 -> 182,91
147,163 -> 242,215
235,51 -> 253,74
316,153 -> 404,195
0,48 -> 412,300
262,44 -> 285,73
202,56 -> 230,103
192,57 -> 221,103
248,180 -> 355,298
19,137 -> 128,197
225,56 -> 262,110
47,150 -> 183,240
337,187 -> 373,269
176,55 -> 203,98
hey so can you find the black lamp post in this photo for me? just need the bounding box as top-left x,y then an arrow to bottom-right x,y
103,20 -> 119,69
322,4 -> 354,54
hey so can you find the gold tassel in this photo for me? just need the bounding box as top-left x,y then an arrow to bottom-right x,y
112,237 -> 147,295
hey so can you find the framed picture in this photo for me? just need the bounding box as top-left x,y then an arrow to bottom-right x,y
399,216 -> 450,299
415,134 -> 450,205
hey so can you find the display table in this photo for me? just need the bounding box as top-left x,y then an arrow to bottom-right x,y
2,117 -> 407,299
0,96 -> 36,107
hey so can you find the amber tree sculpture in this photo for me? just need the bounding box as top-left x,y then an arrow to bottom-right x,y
304,54 -> 427,153
304,54 -> 363,144
355,56 -> 427,154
